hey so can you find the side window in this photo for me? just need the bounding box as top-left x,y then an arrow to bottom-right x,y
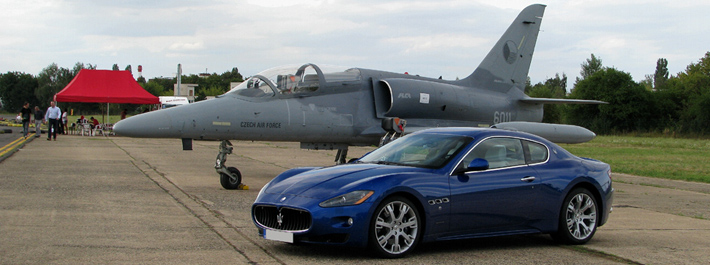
525,140 -> 548,164
462,137 -> 525,170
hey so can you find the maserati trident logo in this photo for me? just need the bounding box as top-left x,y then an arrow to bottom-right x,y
276,212 -> 284,227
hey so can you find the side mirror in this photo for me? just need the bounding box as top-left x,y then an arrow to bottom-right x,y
467,158 -> 489,171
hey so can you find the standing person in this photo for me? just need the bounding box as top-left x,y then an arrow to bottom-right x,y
57,112 -> 64,135
44,101 -> 62,141
61,111 -> 68,134
33,106 -> 43,138
19,102 -> 32,138
120,109 -> 127,120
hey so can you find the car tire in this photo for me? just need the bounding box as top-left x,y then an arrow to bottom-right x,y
219,167 -> 242,190
552,188 -> 599,244
369,196 -> 422,258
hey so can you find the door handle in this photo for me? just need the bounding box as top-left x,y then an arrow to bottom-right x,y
520,176 -> 536,182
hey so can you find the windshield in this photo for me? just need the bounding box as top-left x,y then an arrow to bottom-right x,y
227,64 -> 361,97
359,133 -> 472,168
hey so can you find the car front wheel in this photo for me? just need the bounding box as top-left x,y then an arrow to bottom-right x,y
553,188 -> 598,244
369,196 -> 421,258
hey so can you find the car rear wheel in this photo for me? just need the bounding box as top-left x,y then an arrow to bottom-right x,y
552,188 -> 598,244
369,196 -> 421,258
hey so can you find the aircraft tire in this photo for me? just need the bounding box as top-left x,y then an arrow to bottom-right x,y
220,167 -> 242,190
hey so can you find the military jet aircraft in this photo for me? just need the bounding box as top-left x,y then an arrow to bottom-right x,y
114,4 -> 604,189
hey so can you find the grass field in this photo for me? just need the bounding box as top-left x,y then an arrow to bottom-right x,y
3,112 -> 709,183
560,136 -> 710,184
67,114 -> 125,125
0,113 -> 126,131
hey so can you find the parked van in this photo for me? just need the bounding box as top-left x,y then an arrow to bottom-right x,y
159,96 -> 190,109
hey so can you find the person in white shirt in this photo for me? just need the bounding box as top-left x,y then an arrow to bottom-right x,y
44,101 -> 62,141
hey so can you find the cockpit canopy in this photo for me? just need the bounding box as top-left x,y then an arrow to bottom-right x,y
227,64 -> 361,98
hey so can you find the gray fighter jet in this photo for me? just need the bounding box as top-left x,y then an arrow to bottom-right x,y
114,4 -> 604,189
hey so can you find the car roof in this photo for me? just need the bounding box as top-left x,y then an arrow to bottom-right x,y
412,127 -> 581,162
413,127 -> 549,143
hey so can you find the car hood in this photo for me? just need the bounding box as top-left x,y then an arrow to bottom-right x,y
262,163 -> 424,199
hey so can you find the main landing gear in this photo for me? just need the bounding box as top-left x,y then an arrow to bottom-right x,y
379,117 -> 406,147
335,148 -> 348,165
216,140 -> 248,190
301,142 -> 350,165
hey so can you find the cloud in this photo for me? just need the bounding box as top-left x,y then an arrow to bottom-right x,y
0,0 -> 709,85
383,34 -> 489,54
169,41 -> 205,52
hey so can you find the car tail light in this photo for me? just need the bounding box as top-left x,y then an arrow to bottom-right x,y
608,169 -> 612,180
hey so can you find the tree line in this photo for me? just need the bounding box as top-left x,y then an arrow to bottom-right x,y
526,52 -> 710,136
2,52 -> 709,136
0,63 -> 243,116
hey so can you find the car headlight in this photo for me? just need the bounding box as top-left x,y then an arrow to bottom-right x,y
319,190 -> 374,208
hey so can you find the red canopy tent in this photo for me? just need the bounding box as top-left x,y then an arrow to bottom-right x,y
54,69 -> 159,130
55,69 -> 159,104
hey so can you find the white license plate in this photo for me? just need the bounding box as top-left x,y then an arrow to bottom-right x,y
264,229 -> 294,243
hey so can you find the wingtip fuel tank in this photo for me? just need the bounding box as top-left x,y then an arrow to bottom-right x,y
492,121 -> 596,144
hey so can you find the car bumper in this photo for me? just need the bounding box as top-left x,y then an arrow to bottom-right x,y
600,187 -> 614,226
252,200 -> 374,248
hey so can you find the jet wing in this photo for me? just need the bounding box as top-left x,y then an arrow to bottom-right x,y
400,127 -> 433,134
519,98 -> 607,105
360,125 -> 434,137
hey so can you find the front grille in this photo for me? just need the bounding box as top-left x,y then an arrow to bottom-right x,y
254,205 -> 312,232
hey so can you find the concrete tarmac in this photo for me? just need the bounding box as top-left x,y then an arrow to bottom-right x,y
1,135 -> 709,264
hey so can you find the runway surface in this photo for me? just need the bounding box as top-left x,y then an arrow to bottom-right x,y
1,134 -> 709,264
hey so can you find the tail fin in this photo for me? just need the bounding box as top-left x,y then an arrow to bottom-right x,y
458,4 -> 545,91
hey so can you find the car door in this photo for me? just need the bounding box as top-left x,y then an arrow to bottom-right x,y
448,137 -> 543,235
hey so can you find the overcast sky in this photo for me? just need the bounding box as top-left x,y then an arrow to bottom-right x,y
2,0 -> 709,90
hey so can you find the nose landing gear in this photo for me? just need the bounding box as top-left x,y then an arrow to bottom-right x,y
216,140 -> 248,190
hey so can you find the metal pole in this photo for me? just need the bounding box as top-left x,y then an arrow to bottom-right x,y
177,64 -> 182,97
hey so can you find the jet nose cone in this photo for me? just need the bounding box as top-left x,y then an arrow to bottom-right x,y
114,110 -> 178,138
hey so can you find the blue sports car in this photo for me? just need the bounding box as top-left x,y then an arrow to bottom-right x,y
252,127 -> 613,258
